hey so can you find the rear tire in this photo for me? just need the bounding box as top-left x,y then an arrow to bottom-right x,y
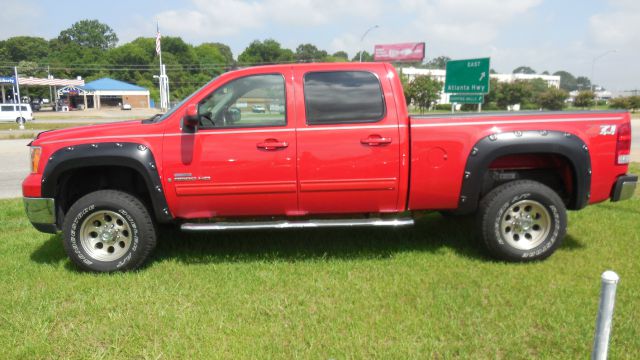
62,190 -> 156,272
477,180 -> 567,262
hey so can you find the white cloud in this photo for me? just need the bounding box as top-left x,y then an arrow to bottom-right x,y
0,2 -> 44,40
154,0 -> 383,40
589,2 -> 640,46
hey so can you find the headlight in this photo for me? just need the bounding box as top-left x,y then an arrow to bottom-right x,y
30,146 -> 42,174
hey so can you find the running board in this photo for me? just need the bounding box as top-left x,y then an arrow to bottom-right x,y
181,217 -> 414,231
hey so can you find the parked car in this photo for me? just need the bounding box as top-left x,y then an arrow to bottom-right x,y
251,105 -> 266,113
0,103 -> 33,123
121,103 -> 132,110
22,62 -> 637,272
30,100 -> 41,112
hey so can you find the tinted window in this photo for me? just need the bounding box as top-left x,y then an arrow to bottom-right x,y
198,74 -> 286,129
20,106 -> 27,112
1,105 -> 13,112
304,71 -> 385,125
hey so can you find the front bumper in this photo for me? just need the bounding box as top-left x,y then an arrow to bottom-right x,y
611,174 -> 637,202
23,197 -> 58,234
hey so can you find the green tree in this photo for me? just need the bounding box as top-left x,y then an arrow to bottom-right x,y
295,43 -> 328,62
575,76 -> 591,90
238,39 -> 294,65
58,19 -> 118,50
553,70 -> 578,91
332,51 -> 349,60
425,56 -> 450,69
1,36 -> 49,62
195,43 -> 227,76
513,66 -> 536,74
351,51 -> 373,62
208,42 -> 234,65
535,87 -> 568,110
405,75 -> 442,113
495,81 -> 532,109
574,91 -> 595,108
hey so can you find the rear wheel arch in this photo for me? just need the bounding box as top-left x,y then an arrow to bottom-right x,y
458,131 -> 591,214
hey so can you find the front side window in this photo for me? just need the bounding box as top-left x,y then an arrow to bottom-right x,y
20,106 -> 27,112
198,74 -> 286,129
304,71 -> 385,125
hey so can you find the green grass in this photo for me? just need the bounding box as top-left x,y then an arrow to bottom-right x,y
1,164 -> 639,359
0,122 -> 94,131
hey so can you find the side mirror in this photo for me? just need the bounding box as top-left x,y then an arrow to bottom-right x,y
183,104 -> 199,129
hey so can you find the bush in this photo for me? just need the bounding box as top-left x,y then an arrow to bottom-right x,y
574,91 -> 595,108
434,104 -> 452,111
534,87 -> 568,110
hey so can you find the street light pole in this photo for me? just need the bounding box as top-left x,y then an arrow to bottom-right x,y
591,50 -> 616,92
359,25 -> 379,62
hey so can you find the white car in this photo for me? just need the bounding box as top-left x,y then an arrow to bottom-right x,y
0,104 -> 33,124
121,103 -> 132,110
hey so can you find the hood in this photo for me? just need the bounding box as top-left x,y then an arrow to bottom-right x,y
32,120 -> 159,146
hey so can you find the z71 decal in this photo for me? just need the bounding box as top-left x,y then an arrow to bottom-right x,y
600,125 -> 617,136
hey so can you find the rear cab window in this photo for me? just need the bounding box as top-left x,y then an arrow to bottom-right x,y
303,71 -> 385,125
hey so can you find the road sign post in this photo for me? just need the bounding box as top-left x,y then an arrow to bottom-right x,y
445,57 -> 490,112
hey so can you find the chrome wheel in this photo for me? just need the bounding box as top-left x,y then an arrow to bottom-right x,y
79,210 -> 132,262
499,199 -> 551,250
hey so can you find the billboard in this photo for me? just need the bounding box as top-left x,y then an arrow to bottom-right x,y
373,42 -> 425,62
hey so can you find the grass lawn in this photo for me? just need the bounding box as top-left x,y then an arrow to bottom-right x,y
0,164 -> 638,359
0,123 -> 94,132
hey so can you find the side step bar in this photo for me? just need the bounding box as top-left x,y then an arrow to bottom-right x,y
181,217 -> 414,231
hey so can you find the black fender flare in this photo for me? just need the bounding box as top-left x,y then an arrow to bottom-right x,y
41,142 -> 172,223
457,130 -> 591,213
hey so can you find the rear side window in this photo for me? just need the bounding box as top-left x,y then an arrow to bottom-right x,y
304,71 -> 385,125
1,105 -> 13,112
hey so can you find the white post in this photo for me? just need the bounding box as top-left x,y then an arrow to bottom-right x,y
592,271 -> 619,360
14,67 -> 24,129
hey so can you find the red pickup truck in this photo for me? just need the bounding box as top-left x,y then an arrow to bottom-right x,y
22,63 -> 636,272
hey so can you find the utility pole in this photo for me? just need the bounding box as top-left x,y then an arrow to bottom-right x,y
359,25 -> 379,62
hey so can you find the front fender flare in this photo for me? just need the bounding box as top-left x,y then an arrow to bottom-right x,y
40,142 -> 172,223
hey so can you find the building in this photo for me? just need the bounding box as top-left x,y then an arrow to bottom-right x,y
400,67 -> 561,104
57,78 -> 150,110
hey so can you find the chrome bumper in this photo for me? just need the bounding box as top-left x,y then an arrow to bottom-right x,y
611,175 -> 637,202
23,197 -> 58,234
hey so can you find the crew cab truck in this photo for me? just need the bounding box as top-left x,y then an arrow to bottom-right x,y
22,63 -> 637,272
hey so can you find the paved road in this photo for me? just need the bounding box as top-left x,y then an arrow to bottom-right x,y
0,122 -> 638,200
0,139 -> 31,199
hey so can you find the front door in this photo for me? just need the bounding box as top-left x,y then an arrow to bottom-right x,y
162,71 -> 298,219
293,67 -> 401,214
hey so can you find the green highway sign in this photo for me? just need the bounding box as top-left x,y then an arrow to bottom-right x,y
449,94 -> 484,104
444,57 -> 490,94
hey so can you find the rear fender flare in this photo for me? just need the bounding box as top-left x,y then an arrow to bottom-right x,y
457,130 -> 591,213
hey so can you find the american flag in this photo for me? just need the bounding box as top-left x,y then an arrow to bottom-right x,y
155,23 -> 161,56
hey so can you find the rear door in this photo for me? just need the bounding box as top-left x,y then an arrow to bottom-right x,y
293,67 -> 401,214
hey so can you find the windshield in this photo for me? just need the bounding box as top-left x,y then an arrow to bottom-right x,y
154,76 -> 220,122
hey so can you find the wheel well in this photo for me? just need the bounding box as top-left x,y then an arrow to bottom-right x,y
55,166 -> 154,224
482,153 -> 576,208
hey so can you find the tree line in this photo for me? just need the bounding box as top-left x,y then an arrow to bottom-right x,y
0,19 -> 629,112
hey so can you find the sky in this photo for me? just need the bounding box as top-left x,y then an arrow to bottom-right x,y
1,0 -> 639,91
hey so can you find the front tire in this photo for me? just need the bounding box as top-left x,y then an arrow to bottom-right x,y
477,180 -> 567,262
62,190 -> 156,272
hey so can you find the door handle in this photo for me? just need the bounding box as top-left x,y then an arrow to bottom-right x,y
257,139 -> 289,150
360,135 -> 392,146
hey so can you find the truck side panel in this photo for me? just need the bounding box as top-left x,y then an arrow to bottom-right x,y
407,111 -> 630,211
